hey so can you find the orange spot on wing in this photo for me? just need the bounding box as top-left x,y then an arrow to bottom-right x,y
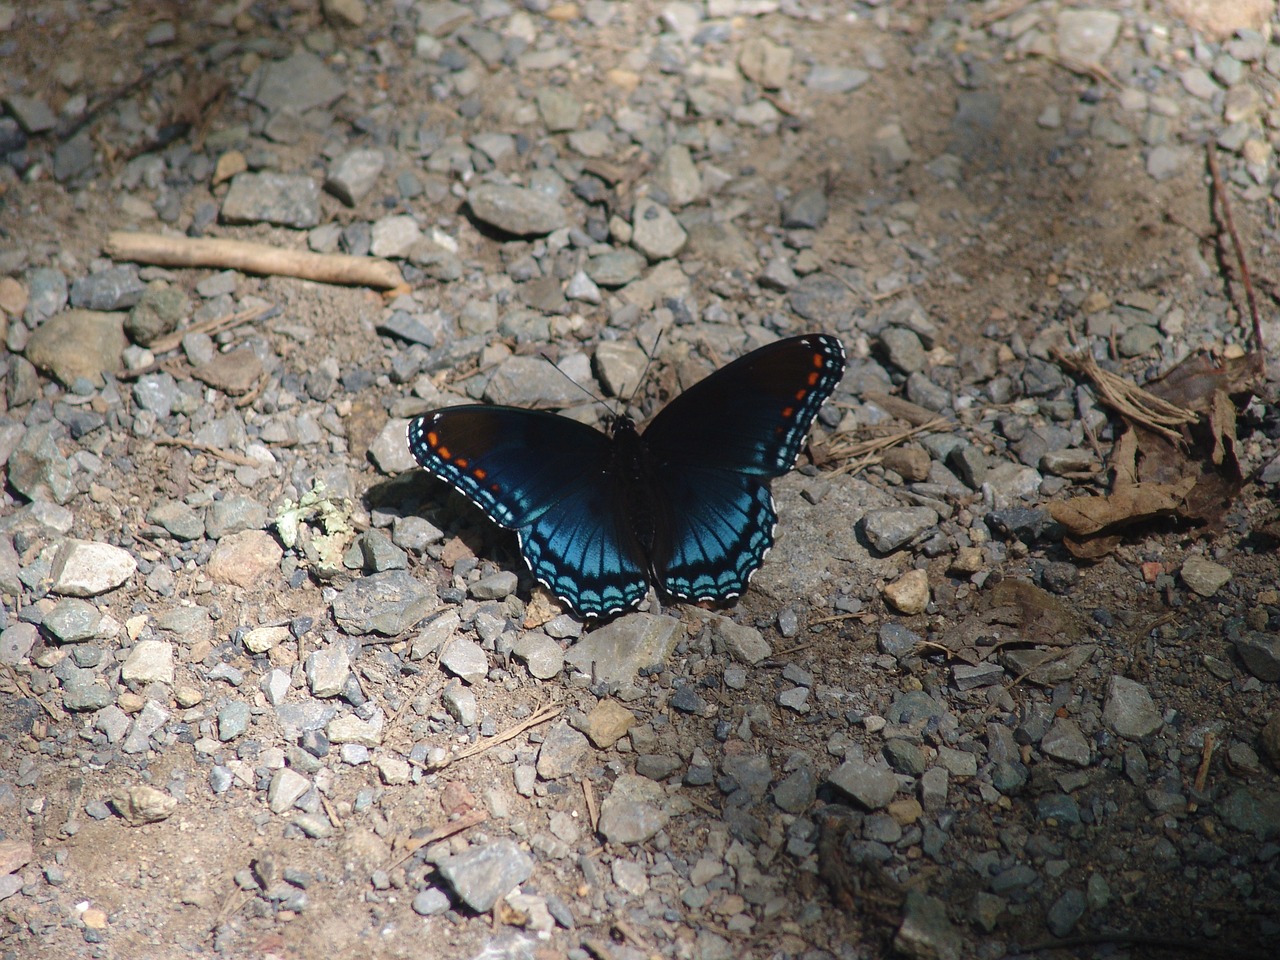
473,468 -> 487,480
426,431 -> 440,446
437,445 -> 451,460
781,406 -> 795,418
455,458 -> 468,468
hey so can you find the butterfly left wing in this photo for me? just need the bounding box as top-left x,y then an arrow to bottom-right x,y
650,466 -> 777,604
640,334 -> 845,604
642,334 -> 846,476
408,406 -> 649,618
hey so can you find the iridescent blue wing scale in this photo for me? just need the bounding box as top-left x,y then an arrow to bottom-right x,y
642,335 -> 846,603
654,467 -> 776,603
407,408 -> 648,617
517,484 -> 649,617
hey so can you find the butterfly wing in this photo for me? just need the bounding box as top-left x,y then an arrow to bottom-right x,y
652,466 -> 777,604
408,407 -> 649,618
642,333 -> 846,476
641,334 -> 845,603
516,481 -> 650,618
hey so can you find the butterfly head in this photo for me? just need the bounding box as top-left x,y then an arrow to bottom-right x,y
603,412 -> 639,440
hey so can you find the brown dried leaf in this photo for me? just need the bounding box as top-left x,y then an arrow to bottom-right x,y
936,579 -> 1084,659
1048,476 -> 1198,537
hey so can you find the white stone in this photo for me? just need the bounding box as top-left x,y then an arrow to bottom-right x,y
50,540 -> 136,596
121,640 -> 175,685
268,768 -> 311,813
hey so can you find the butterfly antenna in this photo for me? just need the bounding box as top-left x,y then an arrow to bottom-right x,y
539,350 -> 620,418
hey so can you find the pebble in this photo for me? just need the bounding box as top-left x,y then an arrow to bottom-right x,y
512,633 -> 564,680
537,724 -> 589,780
597,794 -> 667,844
442,682 -> 478,726
121,640 -> 175,685
111,784 -> 178,825
42,598 -> 101,643
438,840 -> 534,912
1102,676 -> 1162,739
468,184 -> 567,236
69,267 -> 145,312
563,614 -> 683,685
439,637 -> 488,683
252,50 -> 345,114
192,347 -> 265,396
883,569 -> 930,615
1235,633 -> 1280,682
630,198 -> 687,261
580,700 -> 635,748
536,88 -> 582,132
895,890 -> 963,960
325,148 -> 384,206
61,667 -> 113,712
0,623 -> 38,665
863,508 -> 938,553
218,700 -> 251,741
805,64 -> 869,93
1054,9 -> 1120,67
654,144 -> 702,207
268,769 -> 311,814
221,172 -> 322,229
1180,556 -> 1232,596
50,540 -> 136,596
828,759 -> 898,810
1040,718 -> 1091,767
370,215 -> 422,258
24,309 -> 127,387
207,531 -> 282,588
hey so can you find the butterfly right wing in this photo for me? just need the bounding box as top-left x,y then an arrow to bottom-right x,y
409,406 -> 607,529
408,407 -> 649,617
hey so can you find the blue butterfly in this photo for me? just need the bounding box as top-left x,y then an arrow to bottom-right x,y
407,334 -> 846,618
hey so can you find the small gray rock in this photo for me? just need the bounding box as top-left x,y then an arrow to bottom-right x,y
438,840 -> 534,912
218,700 -> 252,741
1102,676 -> 1161,738
439,637 -> 488,684
221,172 -> 321,229
325,148 -> 385,206
828,759 -> 898,810
42,598 -> 101,643
468,184 -> 566,236
536,724 -> 589,780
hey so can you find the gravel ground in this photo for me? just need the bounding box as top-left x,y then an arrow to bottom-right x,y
2,1 -> 1280,959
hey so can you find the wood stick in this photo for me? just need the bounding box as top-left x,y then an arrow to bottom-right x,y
1206,146 -> 1267,375
105,231 -> 405,290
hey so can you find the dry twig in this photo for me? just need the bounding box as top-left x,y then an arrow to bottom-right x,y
385,808 -> 489,872
422,702 -> 562,771
1207,146 -> 1267,374
106,232 -> 405,290
582,779 -> 599,832
4,665 -> 60,720
149,303 -> 273,356
1054,349 -> 1197,444
152,435 -> 261,467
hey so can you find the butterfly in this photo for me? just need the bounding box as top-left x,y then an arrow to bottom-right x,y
407,333 -> 846,619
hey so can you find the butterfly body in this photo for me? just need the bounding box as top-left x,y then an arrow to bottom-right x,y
408,334 -> 846,618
